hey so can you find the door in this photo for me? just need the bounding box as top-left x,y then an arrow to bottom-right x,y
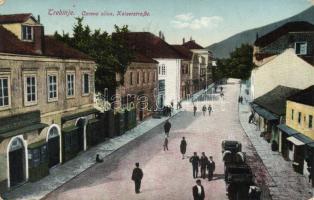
76,118 -> 85,152
9,138 -> 25,187
48,136 -> 60,168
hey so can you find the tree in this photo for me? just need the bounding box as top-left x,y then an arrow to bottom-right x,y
54,17 -> 133,97
214,44 -> 256,81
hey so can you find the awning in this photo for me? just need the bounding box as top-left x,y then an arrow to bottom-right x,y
287,136 -> 304,146
277,124 -> 299,136
251,104 -> 278,121
61,108 -> 99,123
0,123 -> 48,141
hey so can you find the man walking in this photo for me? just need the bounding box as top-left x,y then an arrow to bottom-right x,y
163,136 -> 169,151
202,105 -> 206,116
200,152 -> 208,179
208,105 -> 212,116
180,137 -> 187,159
131,163 -> 144,194
193,105 -> 197,116
207,156 -> 215,180
164,119 -> 171,137
190,152 -> 200,178
192,179 -> 205,200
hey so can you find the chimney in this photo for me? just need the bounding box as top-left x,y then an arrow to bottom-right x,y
190,36 -> 192,41
183,37 -> 185,44
37,15 -> 41,23
33,25 -> 45,55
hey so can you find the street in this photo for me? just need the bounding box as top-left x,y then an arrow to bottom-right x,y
43,79 -> 267,200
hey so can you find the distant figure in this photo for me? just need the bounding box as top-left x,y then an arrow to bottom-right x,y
214,86 -> 217,93
192,179 -> 205,200
208,105 -> 212,116
249,113 -> 254,124
220,92 -> 224,99
190,152 -> 200,178
164,119 -> 172,137
131,163 -> 144,194
163,136 -> 169,151
220,86 -> 223,92
202,105 -> 206,116
171,101 -> 174,108
180,137 -> 187,159
207,156 -> 215,180
200,152 -> 208,179
96,154 -> 103,163
193,105 -> 197,116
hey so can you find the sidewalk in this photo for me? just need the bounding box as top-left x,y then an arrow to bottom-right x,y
3,109 -> 181,200
238,83 -> 313,200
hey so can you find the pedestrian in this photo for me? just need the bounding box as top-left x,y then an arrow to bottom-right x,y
207,156 -> 215,180
131,162 -> 144,194
208,105 -> 212,116
248,112 -> 254,124
171,101 -> 174,108
163,136 -> 169,151
95,154 -> 103,163
164,119 -> 171,137
220,92 -> 224,99
193,105 -> 197,116
190,152 -> 200,178
192,179 -> 205,200
202,105 -> 206,116
200,152 -> 208,179
180,137 -> 187,159
220,86 -> 223,92
214,86 -> 217,93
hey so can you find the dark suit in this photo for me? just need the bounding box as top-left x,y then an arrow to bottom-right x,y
207,160 -> 215,180
132,167 -> 143,193
200,156 -> 208,179
190,155 -> 200,178
192,185 -> 205,200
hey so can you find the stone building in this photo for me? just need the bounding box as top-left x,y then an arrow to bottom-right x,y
251,21 -> 314,99
115,52 -> 158,121
0,13 -> 97,191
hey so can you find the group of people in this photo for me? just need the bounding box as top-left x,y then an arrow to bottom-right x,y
189,152 -> 215,181
193,104 -> 213,116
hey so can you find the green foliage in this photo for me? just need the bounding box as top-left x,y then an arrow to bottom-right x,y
213,44 -> 256,81
54,17 -> 133,94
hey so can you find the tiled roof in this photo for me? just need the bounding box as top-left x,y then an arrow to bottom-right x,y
182,40 -> 204,49
171,45 -> 193,60
0,25 -> 92,60
0,13 -> 33,24
288,85 -> 314,106
253,85 -> 301,116
255,21 -> 314,47
133,52 -> 158,63
118,32 -> 186,59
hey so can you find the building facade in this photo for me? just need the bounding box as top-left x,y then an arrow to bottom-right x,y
0,13 -> 97,191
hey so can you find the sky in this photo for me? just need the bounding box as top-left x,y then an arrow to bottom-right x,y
0,0 -> 313,47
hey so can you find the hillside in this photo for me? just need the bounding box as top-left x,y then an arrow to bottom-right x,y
207,6 -> 314,58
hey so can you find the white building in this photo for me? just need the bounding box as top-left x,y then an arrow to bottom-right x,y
251,49 -> 314,99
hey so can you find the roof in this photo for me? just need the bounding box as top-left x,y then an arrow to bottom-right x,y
118,32 -> 186,59
182,40 -> 204,50
287,85 -> 314,106
171,45 -> 193,60
132,52 -> 158,63
251,103 -> 278,121
0,25 -> 92,60
255,21 -> 314,47
253,85 -> 301,116
0,13 -> 34,24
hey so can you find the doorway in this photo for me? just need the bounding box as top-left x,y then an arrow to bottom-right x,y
47,126 -> 60,168
8,138 -> 26,187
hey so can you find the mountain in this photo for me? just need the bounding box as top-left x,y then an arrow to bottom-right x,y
207,6 -> 314,58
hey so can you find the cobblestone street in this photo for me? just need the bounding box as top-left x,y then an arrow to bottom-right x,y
43,79 -> 270,200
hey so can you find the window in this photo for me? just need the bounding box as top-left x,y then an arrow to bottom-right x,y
47,74 -> 58,101
309,115 -> 313,129
143,72 -> 146,83
22,25 -> 33,41
153,71 -> 156,82
66,73 -> 75,97
295,42 -> 307,55
130,72 -> 133,85
82,73 -> 90,95
161,64 -> 166,75
137,71 -> 140,84
158,65 -> 161,75
24,75 -> 37,105
0,77 -> 9,107
147,72 -> 150,83
298,112 -> 302,124
291,109 -> 294,120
